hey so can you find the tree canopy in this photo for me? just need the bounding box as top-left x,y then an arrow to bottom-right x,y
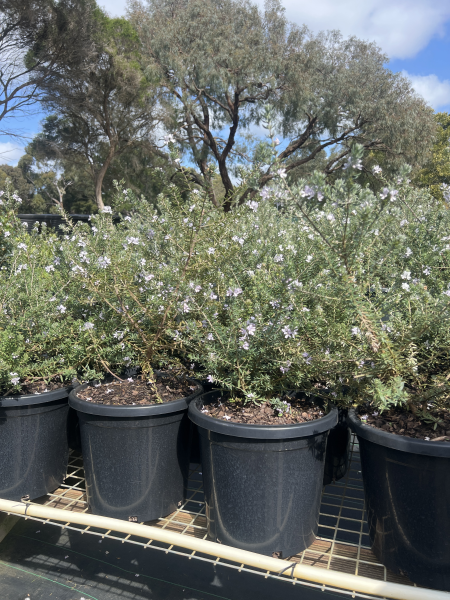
30,9 -> 161,209
128,0 -> 436,208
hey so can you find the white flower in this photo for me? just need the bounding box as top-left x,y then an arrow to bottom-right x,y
400,220 -> 408,227
246,200 -> 259,212
274,138 -> 281,146
209,292 -> 218,300
124,216 -> 132,221
372,165 -> 382,174
182,302 -> 190,313
17,243 -> 27,250
351,327 -> 361,336
126,236 -> 140,245
405,247 -> 412,257
206,375 -> 214,383
194,285 -> 202,293
10,373 -> 20,385
241,341 -> 249,350
277,168 -> 287,179
306,255 -> 313,263
401,282 -> 410,291
113,331 -> 124,340
274,254 -> 283,263
423,266 -> 431,276
260,186 -> 271,199
443,290 -> 450,297
401,271 -> 411,280
206,333 -> 214,341
45,265 -> 55,273
57,305 -> 66,313
83,322 -> 94,330
98,256 -> 111,268
281,326 -> 297,339
379,188 -> 389,199
4,231 -> 10,237
101,206 -> 113,214
343,157 -> 362,170
207,247 -> 215,255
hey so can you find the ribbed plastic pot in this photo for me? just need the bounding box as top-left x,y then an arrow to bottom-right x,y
323,408 -> 351,486
349,409 -> 450,591
0,388 -> 70,501
69,381 -> 203,521
188,391 -> 338,557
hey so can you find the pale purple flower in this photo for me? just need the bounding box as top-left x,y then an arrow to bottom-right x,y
351,327 -> 361,336
194,285 -> 202,293
207,375 -> 214,383
226,287 -> 243,297
302,352 -> 312,364
10,373 -> 20,385
45,265 -> 55,273
372,165 -> 382,174
443,290 -> 450,297
281,326 -> 297,339
274,254 -> 283,263
241,341 -> 249,350
246,200 -> 259,211
206,333 -> 214,340
98,256 -> 111,268
300,185 -> 315,199
423,266 -> 431,276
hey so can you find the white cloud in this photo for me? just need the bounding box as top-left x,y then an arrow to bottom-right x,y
104,0 -> 450,60
403,72 -> 450,109
0,142 -> 24,166
275,0 -> 450,59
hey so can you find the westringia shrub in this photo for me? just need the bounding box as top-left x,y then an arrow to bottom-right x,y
0,189 -> 95,394
275,145 -> 450,416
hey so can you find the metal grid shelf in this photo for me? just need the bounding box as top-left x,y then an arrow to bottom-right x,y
3,437 -> 418,599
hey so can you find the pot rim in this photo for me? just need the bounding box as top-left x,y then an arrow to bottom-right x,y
0,385 -> 71,407
188,390 -> 338,439
69,378 -> 202,417
348,408 -> 450,457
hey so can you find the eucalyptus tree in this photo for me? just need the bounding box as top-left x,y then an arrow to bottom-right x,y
129,0 -> 435,209
34,10 -> 162,210
0,0 -> 96,136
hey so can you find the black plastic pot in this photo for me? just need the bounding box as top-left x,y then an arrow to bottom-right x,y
349,409 -> 450,591
0,388 -> 70,501
188,391 -> 338,557
323,408 -> 351,486
69,380 -> 203,521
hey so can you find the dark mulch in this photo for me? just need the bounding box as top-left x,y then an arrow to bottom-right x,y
77,375 -> 197,406
0,380 -> 68,397
203,396 -> 326,425
357,406 -> 450,441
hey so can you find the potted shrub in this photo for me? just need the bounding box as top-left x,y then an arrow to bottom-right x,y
286,155 -> 450,589
61,186 -> 215,521
0,189 -> 87,500
342,193 -> 450,591
175,193 -> 360,556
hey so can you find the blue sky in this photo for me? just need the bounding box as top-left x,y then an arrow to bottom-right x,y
1,0 -> 450,166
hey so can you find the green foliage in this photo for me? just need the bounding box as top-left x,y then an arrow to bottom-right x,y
366,378 -> 410,413
413,112 -> 450,203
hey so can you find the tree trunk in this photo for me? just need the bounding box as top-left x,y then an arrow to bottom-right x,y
94,142 -> 117,211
